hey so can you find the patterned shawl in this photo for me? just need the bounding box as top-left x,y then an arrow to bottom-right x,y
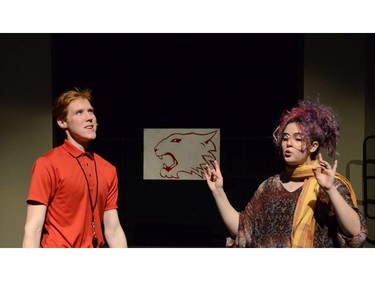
289,160 -> 358,248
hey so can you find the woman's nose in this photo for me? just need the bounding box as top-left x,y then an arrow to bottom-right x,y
286,139 -> 292,146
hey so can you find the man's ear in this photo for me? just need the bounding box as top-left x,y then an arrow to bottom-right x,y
310,141 -> 319,153
57,118 -> 67,129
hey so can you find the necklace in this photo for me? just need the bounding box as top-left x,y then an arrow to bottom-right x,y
76,155 -> 99,248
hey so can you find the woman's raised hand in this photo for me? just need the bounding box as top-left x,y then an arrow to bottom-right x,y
312,153 -> 337,191
204,160 -> 224,192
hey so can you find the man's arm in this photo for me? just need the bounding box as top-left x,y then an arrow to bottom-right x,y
22,203 -> 47,247
103,209 -> 128,247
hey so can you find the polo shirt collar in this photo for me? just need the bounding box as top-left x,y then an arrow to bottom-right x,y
62,139 -> 94,159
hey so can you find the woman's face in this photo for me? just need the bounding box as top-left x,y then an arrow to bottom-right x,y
281,122 -> 310,166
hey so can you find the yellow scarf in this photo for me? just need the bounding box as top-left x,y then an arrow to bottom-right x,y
289,160 -> 358,248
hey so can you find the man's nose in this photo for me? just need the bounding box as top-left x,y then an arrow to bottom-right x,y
85,112 -> 94,120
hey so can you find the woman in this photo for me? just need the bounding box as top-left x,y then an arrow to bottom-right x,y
204,100 -> 367,247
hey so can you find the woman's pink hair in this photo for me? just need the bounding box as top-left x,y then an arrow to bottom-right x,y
273,100 -> 340,159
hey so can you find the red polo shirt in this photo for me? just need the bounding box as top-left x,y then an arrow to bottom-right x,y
27,139 -> 119,248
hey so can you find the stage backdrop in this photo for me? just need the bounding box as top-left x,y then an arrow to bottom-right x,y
51,33 -> 303,247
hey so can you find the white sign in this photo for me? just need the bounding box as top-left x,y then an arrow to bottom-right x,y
144,128 -> 220,180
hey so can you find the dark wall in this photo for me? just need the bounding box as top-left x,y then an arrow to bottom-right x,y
51,33 -> 303,247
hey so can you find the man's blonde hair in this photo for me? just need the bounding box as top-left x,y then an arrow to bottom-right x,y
52,87 -> 93,120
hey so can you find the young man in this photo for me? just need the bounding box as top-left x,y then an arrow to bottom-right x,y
23,87 -> 127,248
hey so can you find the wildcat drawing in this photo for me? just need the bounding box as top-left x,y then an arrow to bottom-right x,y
153,130 -> 218,179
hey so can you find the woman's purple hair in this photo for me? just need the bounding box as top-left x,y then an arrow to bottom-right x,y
273,100 -> 340,159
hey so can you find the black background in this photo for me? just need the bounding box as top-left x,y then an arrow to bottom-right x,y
51,33 -> 303,247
